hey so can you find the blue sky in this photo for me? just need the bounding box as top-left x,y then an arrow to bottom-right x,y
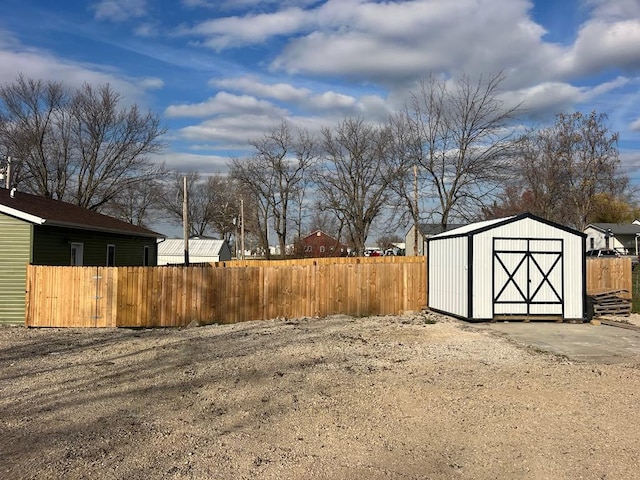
2,0 -> 640,183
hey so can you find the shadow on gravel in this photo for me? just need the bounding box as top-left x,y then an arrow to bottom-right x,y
0,317 -> 407,478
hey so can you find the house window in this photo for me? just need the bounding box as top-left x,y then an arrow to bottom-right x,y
589,238 -> 594,250
70,243 -> 84,266
106,244 -> 116,266
143,246 -> 150,266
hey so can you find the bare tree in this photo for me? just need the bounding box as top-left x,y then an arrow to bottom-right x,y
105,178 -> 165,227
161,172 -> 217,237
516,111 -> 622,229
315,117 -> 399,256
0,76 -> 72,198
403,72 -> 522,227
386,111 -> 425,255
0,75 -> 166,212
207,174 -> 243,243
230,120 -> 318,258
307,209 -> 343,240
68,83 -> 166,210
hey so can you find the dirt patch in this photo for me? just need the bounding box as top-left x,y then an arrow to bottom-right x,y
1,313 -> 640,479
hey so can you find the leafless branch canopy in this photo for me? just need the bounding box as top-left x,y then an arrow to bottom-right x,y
0,75 -> 166,215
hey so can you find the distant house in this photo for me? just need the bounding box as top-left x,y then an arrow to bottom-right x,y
158,238 -> 232,265
405,222 -> 466,256
584,223 -> 640,254
297,230 -> 348,258
0,188 -> 164,324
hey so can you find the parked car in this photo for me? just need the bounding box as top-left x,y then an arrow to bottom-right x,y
586,249 -> 640,269
586,249 -> 620,257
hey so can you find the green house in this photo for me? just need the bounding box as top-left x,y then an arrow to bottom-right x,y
0,188 -> 164,325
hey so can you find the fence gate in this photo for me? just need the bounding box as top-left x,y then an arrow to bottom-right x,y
492,238 -> 564,319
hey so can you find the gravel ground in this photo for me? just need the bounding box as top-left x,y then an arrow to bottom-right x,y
612,312 -> 640,327
1,312 -> 640,480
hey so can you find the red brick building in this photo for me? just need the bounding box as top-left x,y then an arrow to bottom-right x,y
296,230 -> 349,258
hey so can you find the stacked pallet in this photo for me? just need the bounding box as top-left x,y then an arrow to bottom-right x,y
589,289 -> 631,317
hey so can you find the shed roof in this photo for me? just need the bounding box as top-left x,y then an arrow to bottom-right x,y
0,188 -> 163,238
430,216 -> 514,238
159,238 -> 228,256
430,213 -> 584,239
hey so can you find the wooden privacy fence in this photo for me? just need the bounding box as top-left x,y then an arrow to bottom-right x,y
586,257 -> 632,299
25,257 -> 427,327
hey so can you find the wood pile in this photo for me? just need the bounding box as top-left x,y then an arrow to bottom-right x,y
589,289 -> 631,317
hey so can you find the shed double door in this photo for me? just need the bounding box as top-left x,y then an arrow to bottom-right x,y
492,238 -> 564,318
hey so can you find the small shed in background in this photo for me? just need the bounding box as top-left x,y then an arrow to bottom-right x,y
158,238 -> 232,265
405,222 -> 465,256
427,213 -> 586,322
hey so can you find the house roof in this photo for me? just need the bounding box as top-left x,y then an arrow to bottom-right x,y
303,229 -> 339,241
158,238 -> 228,256
585,223 -> 640,235
0,188 -> 163,238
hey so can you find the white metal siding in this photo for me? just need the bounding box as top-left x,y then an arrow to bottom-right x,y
157,238 -> 229,265
472,217 -> 584,320
429,236 -> 468,318
158,254 -> 220,265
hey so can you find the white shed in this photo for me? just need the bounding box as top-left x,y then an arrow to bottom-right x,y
427,213 -> 586,322
158,238 -> 232,265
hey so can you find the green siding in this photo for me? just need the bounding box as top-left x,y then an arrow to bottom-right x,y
32,226 -> 158,266
0,213 -> 32,324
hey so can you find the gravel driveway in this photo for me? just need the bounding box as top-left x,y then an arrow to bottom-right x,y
1,312 -> 639,479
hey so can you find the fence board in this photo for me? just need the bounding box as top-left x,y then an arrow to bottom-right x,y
25,257 -> 427,327
26,256 -> 628,327
586,258 -> 632,299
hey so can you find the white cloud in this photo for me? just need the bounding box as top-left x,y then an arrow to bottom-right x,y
179,115 -> 285,143
211,76 -> 311,102
0,32 -> 163,106
165,92 -> 287,118
138,77 -> 164,89
179,0 -> 639,109
499,82 -> 584,117
92,0 -> 147,22
307,91 -> 357,110
581,76 -> 630,101
183,7 -> 309,50
630,118 -> 640,132
183,0 -> 319,8
585,0 -> 640,20
134,23 -> 159,37
154,150 -> 230,173
208,76 -> 390,119
559,19 -> 640,76
263,0 -> 556,88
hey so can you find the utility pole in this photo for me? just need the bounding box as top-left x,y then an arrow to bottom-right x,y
240,198 -> 245,260
183,176 -> 189,266
5,157 -> 10,189
413,163 -> 419,255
